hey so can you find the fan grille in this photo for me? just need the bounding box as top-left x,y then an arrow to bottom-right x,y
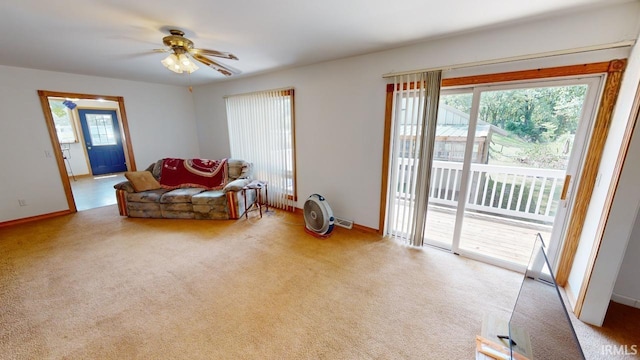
304,200 -> 325,232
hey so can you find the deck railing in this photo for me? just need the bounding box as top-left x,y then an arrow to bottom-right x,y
397,160 -> 566,223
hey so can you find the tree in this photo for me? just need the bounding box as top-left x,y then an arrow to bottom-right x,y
442,85 -> 587,144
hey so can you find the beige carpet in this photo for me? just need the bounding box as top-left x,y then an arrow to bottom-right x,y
570,301 -> 640,360
0,205 -> 631,359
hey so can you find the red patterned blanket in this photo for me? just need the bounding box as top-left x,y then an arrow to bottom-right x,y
160,158 -> 228,190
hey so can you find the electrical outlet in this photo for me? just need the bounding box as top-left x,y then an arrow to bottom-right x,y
18,199 -> 27,206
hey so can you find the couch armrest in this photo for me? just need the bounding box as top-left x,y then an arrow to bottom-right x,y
223,178 -> 251,193
114,181 -> 135,193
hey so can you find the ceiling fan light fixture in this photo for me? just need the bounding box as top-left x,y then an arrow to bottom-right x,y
161,53 -> 179,71
161,53 -> 198,74
158,29 -> 238,76
178,53 -> 199,73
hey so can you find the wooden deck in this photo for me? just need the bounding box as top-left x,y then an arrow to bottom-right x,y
425,206 -> 552,266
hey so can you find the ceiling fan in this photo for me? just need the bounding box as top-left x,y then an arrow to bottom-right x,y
155,29 -> 239,76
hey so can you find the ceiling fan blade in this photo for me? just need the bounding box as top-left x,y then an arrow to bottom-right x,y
192,53 -> 239,76
153,48 -> 170,53
190,48 -> 238,60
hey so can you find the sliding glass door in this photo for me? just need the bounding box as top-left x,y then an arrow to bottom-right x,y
422,91 -> 473,250
424,77 -> 603,269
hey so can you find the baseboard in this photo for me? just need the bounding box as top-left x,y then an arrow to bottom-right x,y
611,293 -> 640,309
563,281 -> 578,313
292,207 -> 379,233
0,210 -> 72,228
352,223 -> 379,234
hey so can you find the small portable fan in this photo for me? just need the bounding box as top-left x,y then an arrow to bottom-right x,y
303,194 -> 335,238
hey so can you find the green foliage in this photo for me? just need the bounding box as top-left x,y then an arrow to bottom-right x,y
50,101 -> 68,119
516,140 -> 570,170
442,85 -> 587,144
440,93 -> 472,114
489,133 -> 571,170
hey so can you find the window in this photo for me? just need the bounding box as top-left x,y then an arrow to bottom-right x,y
225,88 -> 296,210
84,113 -> 117,146
49,99 -> 78,143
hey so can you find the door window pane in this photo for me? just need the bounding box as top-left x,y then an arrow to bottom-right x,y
424,92 -> 473,249
459,85 -> 588,266
86,114 -> 117,146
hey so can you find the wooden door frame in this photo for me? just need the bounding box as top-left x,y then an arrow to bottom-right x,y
570,69 -> 640,317
37,90 -> 137,212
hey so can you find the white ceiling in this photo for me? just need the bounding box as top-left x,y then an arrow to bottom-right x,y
0,0 -> 631,86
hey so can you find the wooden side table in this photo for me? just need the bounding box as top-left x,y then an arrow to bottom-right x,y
242,180 -> 268,218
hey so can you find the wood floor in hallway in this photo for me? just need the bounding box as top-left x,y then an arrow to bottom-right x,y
69,173 -> 126,211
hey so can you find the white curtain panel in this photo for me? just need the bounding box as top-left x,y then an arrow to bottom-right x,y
225,88 -> 295,211
385,71 -> 442,246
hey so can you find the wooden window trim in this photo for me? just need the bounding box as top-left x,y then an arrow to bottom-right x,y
379,61 -> 627,288
225,88 -> 297,211
290,89 -> 298,206
554,60 -> 626,287
571,64 -> 639,317
385,62 -> 613,93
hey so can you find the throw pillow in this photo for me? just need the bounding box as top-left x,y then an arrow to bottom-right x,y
223,178 -> 250,192
125,171 -> 162,192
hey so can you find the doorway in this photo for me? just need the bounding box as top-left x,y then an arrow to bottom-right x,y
38,90 -> 137,212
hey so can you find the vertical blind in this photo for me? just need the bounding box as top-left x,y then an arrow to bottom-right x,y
385,71 -> 442,246
225,88 -> 296,211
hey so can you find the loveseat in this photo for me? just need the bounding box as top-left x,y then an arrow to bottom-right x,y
114,158 -> 255,220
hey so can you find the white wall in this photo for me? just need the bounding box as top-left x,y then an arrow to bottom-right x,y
0,65 -> 199,222
613,212 -> 640,308
62,143 -> 90,177
567,30 -> 640,325
193,50 -> 390,230
193,1 -> 640,230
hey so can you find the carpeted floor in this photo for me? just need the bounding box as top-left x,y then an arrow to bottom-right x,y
0,206 -> 637,359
